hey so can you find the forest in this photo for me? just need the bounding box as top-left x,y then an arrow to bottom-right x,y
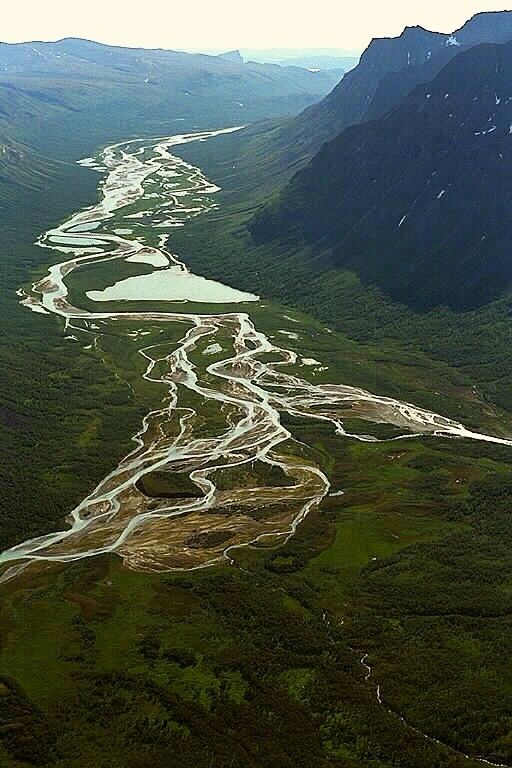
2,439 -> 512,767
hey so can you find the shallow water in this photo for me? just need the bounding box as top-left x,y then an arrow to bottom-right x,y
87,267 -> 258,304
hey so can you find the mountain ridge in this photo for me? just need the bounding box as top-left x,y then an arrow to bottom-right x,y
204,8 -> 512,198
251,36 -> 512,311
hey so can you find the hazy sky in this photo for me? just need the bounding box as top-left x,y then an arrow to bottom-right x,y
2,1 -> 511,51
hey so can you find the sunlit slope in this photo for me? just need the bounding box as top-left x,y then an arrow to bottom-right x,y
0,37 -> 341,144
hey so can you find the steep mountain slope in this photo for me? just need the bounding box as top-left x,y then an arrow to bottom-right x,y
275,25 -> 449,161
276,10 -> 512,163
177,25 -> 450,188
367,10 -> 512,123
251,38 -> 512,311
177,10 -> 512,203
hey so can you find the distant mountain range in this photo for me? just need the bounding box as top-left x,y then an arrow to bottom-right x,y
0,37 -> 340,208
181,47 -> 360,71
272,55 -> 358,72
250,11 -> 512,311
238,49 -> 360,71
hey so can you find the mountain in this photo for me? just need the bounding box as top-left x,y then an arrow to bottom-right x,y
279,11 -> 512,161
0,37 -> 337,88
276,25 -> 449,160
240,52 -> 358,72
177,10 -> 512,210
366,11 -> 512,124
194,9 -> 509,195
0,37 -> 340,206
274,55 -> 358,71
0,38 -> 339,114
453,9 -> 512,45
218,49 -> 244,63
251,37 -> 512,311
240,47 -> 360,68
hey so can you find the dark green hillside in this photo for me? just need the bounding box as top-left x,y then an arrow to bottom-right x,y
0,159 -> 146,553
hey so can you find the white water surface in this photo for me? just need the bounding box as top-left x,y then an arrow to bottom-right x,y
87,267 -> 258,303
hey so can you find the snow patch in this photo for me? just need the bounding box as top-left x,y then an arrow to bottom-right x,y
476,126 -> 497,136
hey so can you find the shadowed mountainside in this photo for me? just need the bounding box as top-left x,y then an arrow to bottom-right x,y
185,10 -> 512,197
251,37 -> 512,311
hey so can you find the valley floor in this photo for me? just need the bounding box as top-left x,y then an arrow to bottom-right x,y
1,129 -> 512,768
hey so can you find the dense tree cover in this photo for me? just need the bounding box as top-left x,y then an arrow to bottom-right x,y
344,474 -> 512,763
0,676 -> 55,765
1,418 -> 512,767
